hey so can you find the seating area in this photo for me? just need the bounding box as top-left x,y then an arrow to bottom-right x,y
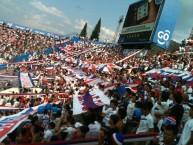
0,22 -> 193,145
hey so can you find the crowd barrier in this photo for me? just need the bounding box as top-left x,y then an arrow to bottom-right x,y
20,132 -> 159,145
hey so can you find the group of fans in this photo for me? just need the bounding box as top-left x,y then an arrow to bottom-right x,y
0,22 -> 193,145
0,23 -> 55,61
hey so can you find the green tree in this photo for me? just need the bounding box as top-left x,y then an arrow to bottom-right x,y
79,22 -> 87,38
90,18 -> 101,41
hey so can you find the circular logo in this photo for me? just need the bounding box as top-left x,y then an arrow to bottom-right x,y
157,30 -> 170,45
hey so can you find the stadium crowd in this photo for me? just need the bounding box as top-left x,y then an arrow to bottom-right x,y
0,23 -> 55,61
0,22 -> 193,145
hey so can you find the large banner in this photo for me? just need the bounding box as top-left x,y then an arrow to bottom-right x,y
146,67 -> 193,86
18,72 -> 35,88
73,89 -> 110,115
0,106 -> 39,142
152,0 -> 181,49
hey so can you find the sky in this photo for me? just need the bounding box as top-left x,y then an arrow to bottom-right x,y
0,0 -> 192,43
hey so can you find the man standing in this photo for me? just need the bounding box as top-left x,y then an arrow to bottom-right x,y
178,103 -> 193,145
135,102 -> 154,145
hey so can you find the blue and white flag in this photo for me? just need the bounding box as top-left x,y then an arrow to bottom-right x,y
146,67 -> 193,86
0,106 -> 37,142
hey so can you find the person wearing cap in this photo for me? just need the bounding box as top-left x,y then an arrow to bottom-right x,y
152,116 -> 177,145
178,103 -> 193,145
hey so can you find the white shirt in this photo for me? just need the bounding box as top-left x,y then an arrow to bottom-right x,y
12,101 -> 20,107
172,64 -> 178,69
102,106 -> 118,127
181,104 -> 191,124
157,119 -> 163,133
74,122 -> 83,128
178,63 -> 184,70
62,126 -> 76,140
44,129 -> 55,142
86,121 -> 101,138
187,87 -> 193,100
151,102 -> 168,120
126,100 -> 135,120
178,118 -> 193,145
136,113 -> 154,134
0,98 -> 5,106
182,85 -> 186,92
42,115 -> 50,129
167,99 -> 174,108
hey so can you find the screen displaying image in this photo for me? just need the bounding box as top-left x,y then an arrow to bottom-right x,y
119,0 -> 164,43
137,2 -> 149,22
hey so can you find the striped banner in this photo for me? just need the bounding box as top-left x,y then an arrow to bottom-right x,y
18,72 -> 35,88
0,105 -> 41,142
0,92 -> 68,96
0,106 -> 21,111
146,67 -> 193,86
73,89 -> 110,115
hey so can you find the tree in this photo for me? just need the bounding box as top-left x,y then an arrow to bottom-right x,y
79,23 -> 87,38
90,18 -> 101,41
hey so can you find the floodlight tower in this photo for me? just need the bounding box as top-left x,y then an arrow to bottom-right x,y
112,15 -> 124,43
190,27 -> 193,39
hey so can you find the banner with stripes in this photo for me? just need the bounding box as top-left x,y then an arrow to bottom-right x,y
18,72 -> 35,88
73,89 -> 110,115
146,67 -> 193,86
0,105 -> 40,142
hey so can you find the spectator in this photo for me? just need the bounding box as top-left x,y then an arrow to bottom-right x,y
135,102 -> 154,145
159,125 -> 178,145
42,122 -> 55,142
166,93 -> 184,127
98,114 -> 119,145
116,107 -> 127,134
16,128 -> 28,144
102,100 -> 119,127
178,103 -> 193,145
72,126 -> 89,139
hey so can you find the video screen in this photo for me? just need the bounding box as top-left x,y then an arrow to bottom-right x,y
118,0 -> 163,43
